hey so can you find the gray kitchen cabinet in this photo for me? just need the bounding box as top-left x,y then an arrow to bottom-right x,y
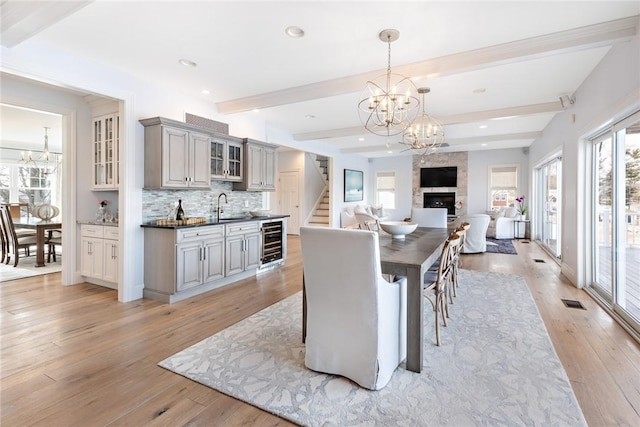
225,222 -> 261,276
141,117 -> 211,189
210,135 -> 244,182
144,224 -> 226,301
233,139 -> 277,191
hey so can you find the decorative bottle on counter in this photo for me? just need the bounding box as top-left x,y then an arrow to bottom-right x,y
176,199 -> 185,220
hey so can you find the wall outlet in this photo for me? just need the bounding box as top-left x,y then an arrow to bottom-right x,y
244,201 -> 249,208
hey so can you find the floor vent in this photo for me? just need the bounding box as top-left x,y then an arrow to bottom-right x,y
522,240 -> 530,244
533,259 -> 546,263
562,299 -> 586,310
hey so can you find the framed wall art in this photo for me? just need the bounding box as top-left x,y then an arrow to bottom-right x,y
344,169 -> 364,202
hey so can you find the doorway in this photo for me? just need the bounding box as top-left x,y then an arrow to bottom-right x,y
591,110 -> 640,334
535,156 -> 562,260
279,170 -> 300,234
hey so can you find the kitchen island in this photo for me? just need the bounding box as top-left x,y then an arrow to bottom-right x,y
142,215 -> 288,303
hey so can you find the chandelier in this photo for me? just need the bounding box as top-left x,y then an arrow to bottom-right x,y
401,87 -> 445,159
358,29 -> 420,137
20,127 -> 61,176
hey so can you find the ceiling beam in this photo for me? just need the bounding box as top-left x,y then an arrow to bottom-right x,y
1,0 -> 94,48
294,102 -> 561,141
216,16 -> 638,114
340,131 -> 542,154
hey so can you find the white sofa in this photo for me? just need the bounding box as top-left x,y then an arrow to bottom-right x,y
486,207 -> 522,239
341,204 -> 386,228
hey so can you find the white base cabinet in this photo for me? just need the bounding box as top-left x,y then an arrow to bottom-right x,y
225,222 -> 261,276
80,224 -> 119,288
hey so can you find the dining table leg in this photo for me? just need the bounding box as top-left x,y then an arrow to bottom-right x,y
405,266 -> 424,373
35,226 -> 46,267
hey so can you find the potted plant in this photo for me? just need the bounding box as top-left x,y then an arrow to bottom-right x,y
515,195 -> 528,220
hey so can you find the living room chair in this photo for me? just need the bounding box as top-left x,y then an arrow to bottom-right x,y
424,231 -> 461,346
460,214 -> 490,253
300,226 -> 407,390
411,207 -> 448,228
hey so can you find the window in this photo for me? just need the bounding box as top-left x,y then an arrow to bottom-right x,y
0,164 -> 56,214
376,171 -> 396,209
489,165 -> 518,210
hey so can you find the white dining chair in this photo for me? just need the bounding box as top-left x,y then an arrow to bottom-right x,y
411,207 -> 448,228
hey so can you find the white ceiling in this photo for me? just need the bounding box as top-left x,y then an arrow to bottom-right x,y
1,0 -> 639,158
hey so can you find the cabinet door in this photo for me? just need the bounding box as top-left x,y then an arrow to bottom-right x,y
190,132 -> 211,187
244,232 -> 261,270
176,242 -> 203,291
247,144 -> 264,190
262,147 -> 276,190
162,126 -> 189,187
226,140 -> 243,182
92,114 -> 119,190
103,239 -> 118,283
210,139 -> 226,180
225,235 -> 245,276
203,239 -> 225,283
81,237 -> 103,278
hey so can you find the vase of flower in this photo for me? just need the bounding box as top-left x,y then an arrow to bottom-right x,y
519,214 -> 526,221
97,199 -> 108,222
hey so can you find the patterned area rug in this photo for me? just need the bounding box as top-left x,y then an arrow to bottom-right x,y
159,269 -> 585,427
485,237 -> 518,254
0,256 -> 62,282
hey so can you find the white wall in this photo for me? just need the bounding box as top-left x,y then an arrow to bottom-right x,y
369,156 -> 413,220
528,33 -> 640,287
467,148 -> 530,214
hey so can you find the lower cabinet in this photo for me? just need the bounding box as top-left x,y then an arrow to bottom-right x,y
225,222 -> 261,276
80,224 -> 119,288
176,233 -> 225,292
144,222 -> 262,303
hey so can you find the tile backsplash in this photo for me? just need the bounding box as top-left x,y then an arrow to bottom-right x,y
142,181 -> 264,222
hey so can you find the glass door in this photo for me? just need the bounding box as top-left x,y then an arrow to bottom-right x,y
591,111 -> 640,330
537,157 -> 562,259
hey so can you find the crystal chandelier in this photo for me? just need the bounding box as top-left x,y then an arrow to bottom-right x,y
401,87 -> 445,159
358,29 -> 420,137
20,127 -> 61,176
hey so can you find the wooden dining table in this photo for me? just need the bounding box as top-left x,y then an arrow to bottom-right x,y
12,218 -> 62,267
302,226 -> 451,374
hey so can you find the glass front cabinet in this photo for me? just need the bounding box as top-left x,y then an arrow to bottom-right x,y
92,114 -> 120,190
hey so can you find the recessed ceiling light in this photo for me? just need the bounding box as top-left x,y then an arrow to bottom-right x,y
305,114 -> 316,119
479,125 -> 488,129
252,109 -> 260,113
285,26 -> 305,38
178,59 -> 197,67
473,88 -> 486,94
201,89 -> 210,95
358,137 -> 365,142
481,143 -> 488,147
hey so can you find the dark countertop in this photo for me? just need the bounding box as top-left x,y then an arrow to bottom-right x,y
141,214 -> 289,229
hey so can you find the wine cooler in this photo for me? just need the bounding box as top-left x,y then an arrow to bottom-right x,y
260,219 -> 286,269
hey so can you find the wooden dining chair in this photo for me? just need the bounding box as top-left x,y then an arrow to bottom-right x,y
423,231 -> 461,346
0,205 -> 37,267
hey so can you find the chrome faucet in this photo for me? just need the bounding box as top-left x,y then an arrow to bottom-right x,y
217,192 -> 228,222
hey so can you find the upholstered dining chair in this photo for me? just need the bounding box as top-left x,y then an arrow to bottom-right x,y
424,231 -> 461,346
300,226 -> 407,390
47,229 -> 62,263
460,214 -> 490,253
411,207 -> 448,228
0,205 -> 37,267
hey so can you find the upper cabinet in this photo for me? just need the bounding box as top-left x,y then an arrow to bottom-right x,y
141,117 -> 211,189
211,135 -> 244,182
233,139 -> 277,192
92,114 -> 120,190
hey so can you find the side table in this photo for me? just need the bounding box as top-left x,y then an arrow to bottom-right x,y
514,219 -> 530,239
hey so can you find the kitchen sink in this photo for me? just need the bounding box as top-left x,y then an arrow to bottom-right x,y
215,216 -> 251,222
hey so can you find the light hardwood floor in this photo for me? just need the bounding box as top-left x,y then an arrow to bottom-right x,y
1,236 -> 639,426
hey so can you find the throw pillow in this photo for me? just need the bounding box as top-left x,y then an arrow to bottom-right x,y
371,206 -> 385,218
505,207 -> 518,218
354,205 -> 368,215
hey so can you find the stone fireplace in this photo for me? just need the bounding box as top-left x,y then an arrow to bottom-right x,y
423,192 -> 456,216
412,152 -> 468,217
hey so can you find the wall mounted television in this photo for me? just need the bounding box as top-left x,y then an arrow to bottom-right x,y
420,167 -> 458,187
